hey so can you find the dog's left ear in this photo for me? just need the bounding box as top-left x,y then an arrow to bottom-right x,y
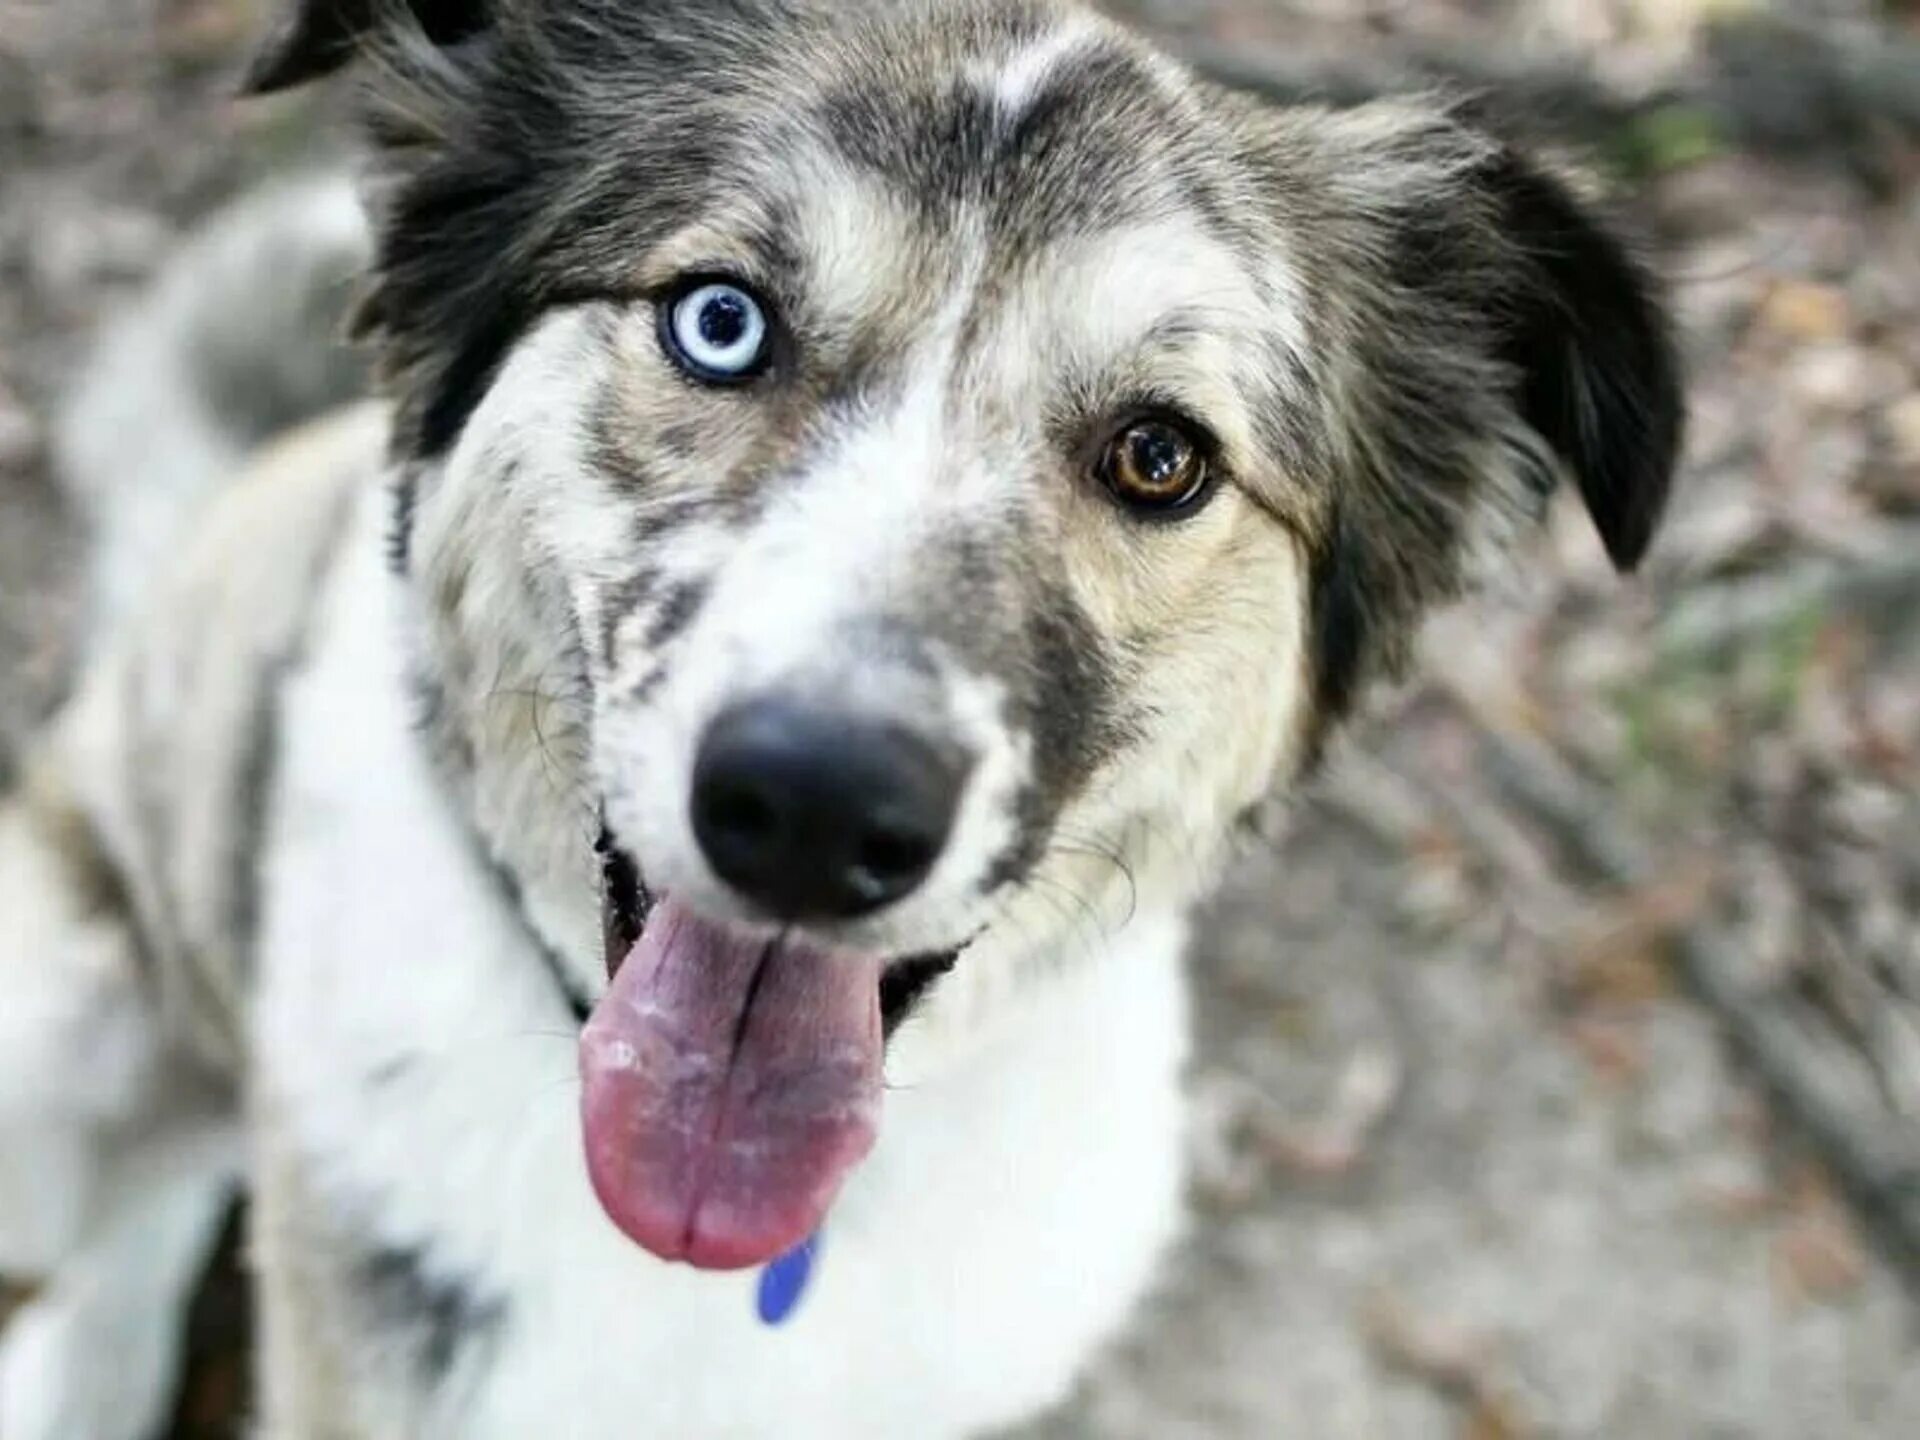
243,0 -> 491,93
1479,146 -> 1683,571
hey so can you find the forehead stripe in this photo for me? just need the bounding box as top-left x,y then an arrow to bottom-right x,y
984,18 -> 1101,126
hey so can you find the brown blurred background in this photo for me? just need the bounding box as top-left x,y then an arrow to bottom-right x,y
3,1 -> 1919,1436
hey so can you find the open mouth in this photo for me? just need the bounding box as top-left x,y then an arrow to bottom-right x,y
595,828 -> 956,1026
580,827 -> 955,1271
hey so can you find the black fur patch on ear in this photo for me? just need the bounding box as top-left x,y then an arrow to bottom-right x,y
1487,150 -> 1683,572
1287,113 -> 1685,761
243,0 -> 490,94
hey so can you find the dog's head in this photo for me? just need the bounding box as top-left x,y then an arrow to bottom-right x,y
252,0 -> 1681,1269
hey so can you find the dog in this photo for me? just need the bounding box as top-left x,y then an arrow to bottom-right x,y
0,0 -> 1682,1435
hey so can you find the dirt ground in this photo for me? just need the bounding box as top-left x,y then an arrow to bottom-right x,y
4,2 -> 1920,1437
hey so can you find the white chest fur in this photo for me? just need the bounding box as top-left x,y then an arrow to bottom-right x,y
254,492 -> 1193,1439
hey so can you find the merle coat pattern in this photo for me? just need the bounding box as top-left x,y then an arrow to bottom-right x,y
0,1 -> 1679,1436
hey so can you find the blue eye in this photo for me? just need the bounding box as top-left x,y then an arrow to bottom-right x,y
662,280 -> 771,383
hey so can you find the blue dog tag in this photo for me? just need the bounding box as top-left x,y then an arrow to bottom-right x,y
756,1232 -> 820,1327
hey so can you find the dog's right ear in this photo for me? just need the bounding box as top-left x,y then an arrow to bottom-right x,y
243,0 -> 491,94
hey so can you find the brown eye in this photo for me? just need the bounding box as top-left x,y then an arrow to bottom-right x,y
1099,417 -> 1209,513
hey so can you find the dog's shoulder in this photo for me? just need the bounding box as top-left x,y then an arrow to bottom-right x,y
60,401 -> 389,1070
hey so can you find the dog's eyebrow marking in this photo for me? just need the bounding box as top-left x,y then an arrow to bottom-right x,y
786,167 -> 923,327
635,223 -> 789,298
1048,220 -> 1276,362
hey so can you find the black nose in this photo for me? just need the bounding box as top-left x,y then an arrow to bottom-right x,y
690,698 -> 968,920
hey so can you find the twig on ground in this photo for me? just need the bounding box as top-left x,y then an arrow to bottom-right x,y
1656,538 -> 1920,664
1469,722 -> 1920,1287
1362,1290 -> 1536,1438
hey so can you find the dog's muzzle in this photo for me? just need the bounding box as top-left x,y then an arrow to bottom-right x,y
580,696 -> 973,1274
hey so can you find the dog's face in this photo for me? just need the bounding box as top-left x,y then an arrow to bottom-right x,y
252,0 -> 1680,1267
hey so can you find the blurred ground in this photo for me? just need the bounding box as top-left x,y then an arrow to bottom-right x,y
3,1 -> 1920,1437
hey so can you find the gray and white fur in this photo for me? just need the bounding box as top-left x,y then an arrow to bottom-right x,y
0,1 -> 1682,1436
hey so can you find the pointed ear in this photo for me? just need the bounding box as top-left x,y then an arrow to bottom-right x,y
242,0 -> 491,94
1484,148 -> 1683,571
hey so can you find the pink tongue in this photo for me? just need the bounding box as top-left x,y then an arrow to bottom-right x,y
579,896 -> 883,1270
